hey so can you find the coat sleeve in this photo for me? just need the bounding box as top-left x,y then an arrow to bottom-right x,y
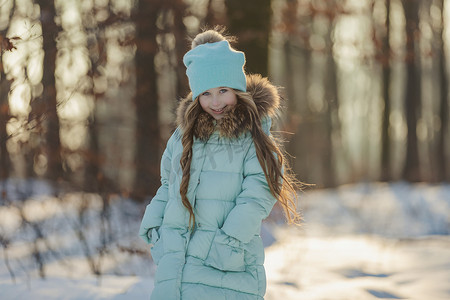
221,141 -> 277,244
138,130 -> 177,244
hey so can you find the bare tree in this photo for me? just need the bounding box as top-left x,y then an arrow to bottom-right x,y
322,1 -> 340,188
380,0 -> 392,181
0,0 -> 15,180
0,56 -> 11,180
171,0 -> 190,99
280,0 -> 312,185
225,0 -> 271,76
437,0 -> 449,181
81,1 -> 110,193
133,0 -> 162,200
401,0 -> 421,182
34,0 -> 63,182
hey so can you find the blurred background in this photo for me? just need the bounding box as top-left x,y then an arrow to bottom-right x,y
1,0 -> 448,196
0,0 -> 449,299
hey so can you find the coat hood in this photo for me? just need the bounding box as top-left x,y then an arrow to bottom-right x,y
176,74 -> 281,141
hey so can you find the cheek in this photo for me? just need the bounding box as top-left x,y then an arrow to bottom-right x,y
226,94 -> 238,106
198,98 -> 209,111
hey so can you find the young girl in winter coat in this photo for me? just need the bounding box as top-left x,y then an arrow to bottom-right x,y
139,28 -> 300,300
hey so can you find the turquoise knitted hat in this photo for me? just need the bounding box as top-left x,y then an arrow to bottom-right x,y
183,40 -> 246,100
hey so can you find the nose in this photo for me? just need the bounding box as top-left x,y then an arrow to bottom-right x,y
211,94 -> 220,106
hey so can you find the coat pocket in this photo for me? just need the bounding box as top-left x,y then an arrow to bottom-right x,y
204,229 -> 245,272
150,227 -> 164,265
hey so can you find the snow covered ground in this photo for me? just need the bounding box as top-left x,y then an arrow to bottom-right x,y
0,181 -> 449,299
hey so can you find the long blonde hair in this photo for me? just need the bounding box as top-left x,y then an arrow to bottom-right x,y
237,91 -> 301,224
178,91 -> 301,228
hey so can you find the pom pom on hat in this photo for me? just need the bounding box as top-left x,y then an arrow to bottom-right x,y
183,40 -> 246,100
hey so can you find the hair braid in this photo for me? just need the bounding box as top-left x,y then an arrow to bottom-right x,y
179,100 -> 202,229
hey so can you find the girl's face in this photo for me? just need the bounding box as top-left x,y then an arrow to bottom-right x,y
198,87 -> 237,120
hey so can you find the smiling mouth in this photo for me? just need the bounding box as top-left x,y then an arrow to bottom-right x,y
211,106 -> 226,113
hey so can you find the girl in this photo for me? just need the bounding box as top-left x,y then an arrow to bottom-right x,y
139,28 -> 300,300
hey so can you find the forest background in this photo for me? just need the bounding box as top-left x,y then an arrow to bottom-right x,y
0,0 -> 449,289
1,0 -> 449,197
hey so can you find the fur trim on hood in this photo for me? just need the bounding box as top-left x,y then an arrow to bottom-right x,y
176,74 -> 281,141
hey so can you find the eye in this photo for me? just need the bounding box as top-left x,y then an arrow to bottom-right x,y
202,91 -> 210,96
219,88 -> 228,94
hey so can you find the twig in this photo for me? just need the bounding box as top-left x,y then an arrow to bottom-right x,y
0,237 -> 15,283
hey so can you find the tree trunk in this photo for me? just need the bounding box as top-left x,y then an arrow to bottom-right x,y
321,2 -> 340,188
401,0 -> 421,182
323,49 -> 338,186
380,0 -> 392,181
0,66 -> 11,180
280,0 -> 315,185
36,0 -> 63,182
81,1 -> 111,193
437,0 -> 448,182
84,46 -> 101,192
0,2 -> 14,181
171,0 -> 190,99
133,0 -> 161,200
225,0 -> 271,76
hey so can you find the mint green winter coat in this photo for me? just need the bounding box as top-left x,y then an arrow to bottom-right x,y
139,75 -> 281,300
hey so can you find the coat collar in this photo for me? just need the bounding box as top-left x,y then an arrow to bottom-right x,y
176,74 -> 281,141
